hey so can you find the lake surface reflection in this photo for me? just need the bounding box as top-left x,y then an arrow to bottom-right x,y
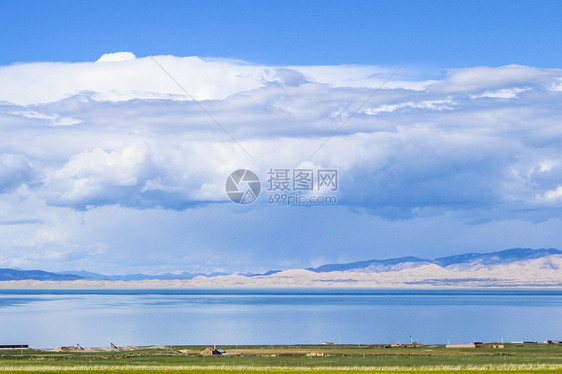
0,289 -> 560,348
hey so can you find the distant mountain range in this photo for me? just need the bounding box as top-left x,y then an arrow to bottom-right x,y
0,268 -> 82,281
307,248 -> 562,273
54,270 -> 278,281
54,270 -> 229,281
0,248 -> 560,283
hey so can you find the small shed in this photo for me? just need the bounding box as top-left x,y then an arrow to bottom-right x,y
200,347 -> 214,356
200,347 -> 226,356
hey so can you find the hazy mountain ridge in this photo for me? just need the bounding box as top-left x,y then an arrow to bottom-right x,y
0,268 -> 82,281
56,270 -> 231,281
307,248 -> 561,273
5,254 -> 559,289
0,248 -> 559,283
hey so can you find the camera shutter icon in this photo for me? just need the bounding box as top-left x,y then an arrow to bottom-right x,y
225,169 -> 261,204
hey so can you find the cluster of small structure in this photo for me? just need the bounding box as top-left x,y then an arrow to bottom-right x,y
0,345 -> 28,349
446,340 -> 561,349
52,344 -> 166,352
177,347 -> 241,356
446,342 -> 504,349
4,340 -> 560,353
278,352 -> 325,357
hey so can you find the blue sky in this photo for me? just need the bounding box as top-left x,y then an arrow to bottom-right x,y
0,1 -> 562,274
1,0 -> 561,67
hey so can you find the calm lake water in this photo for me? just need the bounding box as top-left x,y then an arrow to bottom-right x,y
0,289 -> 560,348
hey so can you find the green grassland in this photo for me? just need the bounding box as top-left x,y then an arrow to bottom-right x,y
0,343 -> 560,373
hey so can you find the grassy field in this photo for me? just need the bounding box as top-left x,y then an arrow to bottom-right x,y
0,370 -> 558,374
0,343 -> 560,373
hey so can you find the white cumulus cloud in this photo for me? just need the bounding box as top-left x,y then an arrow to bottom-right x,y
0,54 -> 561,213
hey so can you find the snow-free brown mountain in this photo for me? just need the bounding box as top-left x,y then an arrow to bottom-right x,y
1,248 -> 559,283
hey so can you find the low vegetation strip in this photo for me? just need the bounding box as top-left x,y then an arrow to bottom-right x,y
0,368 -> 560,374
1,344 -> 560,372
0,364 -> 561,372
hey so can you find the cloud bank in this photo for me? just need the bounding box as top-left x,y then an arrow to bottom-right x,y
1,53 -> 562,272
